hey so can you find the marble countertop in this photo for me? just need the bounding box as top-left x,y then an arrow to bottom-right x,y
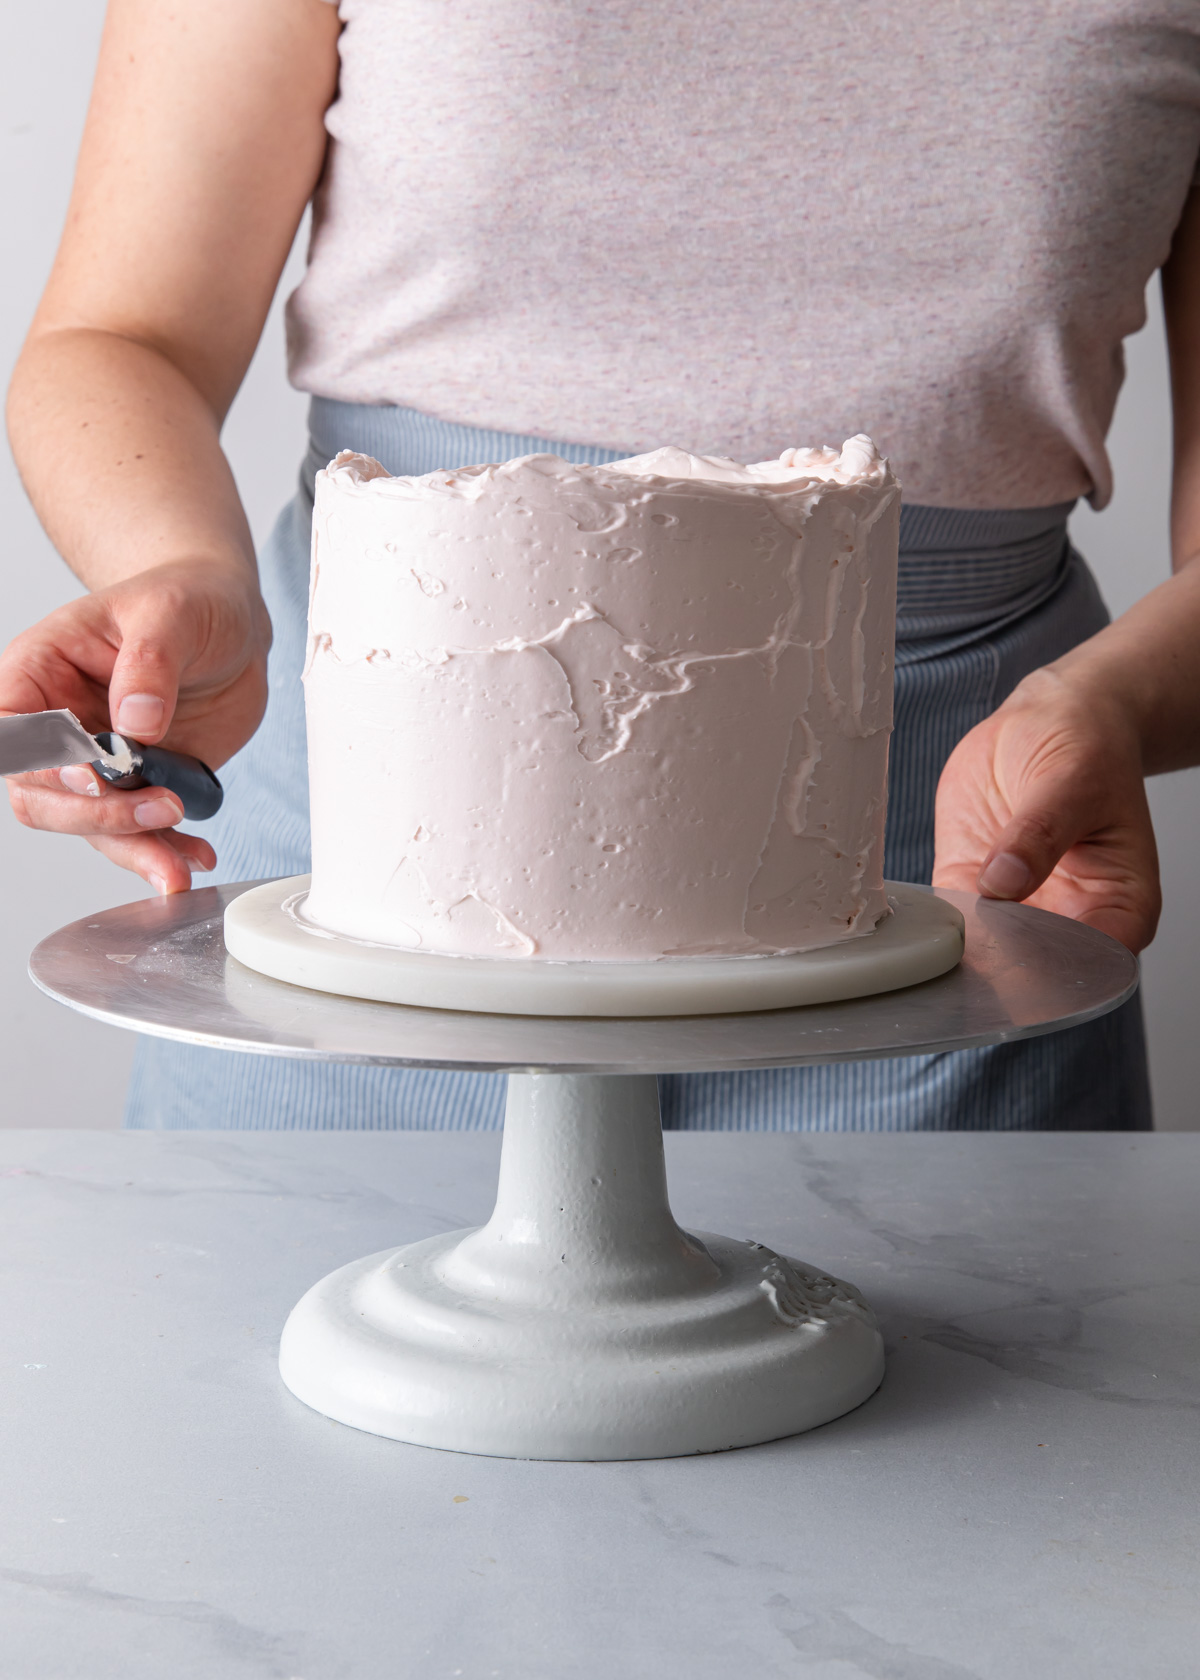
1,1128 -> 1196,1680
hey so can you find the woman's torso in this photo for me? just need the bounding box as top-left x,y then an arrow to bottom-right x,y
289,0 -> 1200,508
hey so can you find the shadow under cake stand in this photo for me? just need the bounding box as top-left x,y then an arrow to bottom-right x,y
31,880 -> 1137,1462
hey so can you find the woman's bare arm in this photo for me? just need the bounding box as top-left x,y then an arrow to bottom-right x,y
932,188 -> 1200,951
2,0 -> 339,891
10,0 -> 339,588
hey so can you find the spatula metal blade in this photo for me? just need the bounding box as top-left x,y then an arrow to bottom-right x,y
0,710 -> 106,777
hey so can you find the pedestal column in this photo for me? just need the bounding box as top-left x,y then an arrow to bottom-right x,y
440,1074 -> 718,1305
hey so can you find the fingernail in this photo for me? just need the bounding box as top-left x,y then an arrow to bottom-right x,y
115,694 -> 164,737
148,873 -> 169,896
134,796 -> 182,829
61,765 -> 100,796
979,850 -> 1033,899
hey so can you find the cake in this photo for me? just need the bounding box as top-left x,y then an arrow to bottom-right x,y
301,438 -> 900,961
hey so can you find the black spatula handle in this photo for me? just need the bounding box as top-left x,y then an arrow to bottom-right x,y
92,732 -> 224,821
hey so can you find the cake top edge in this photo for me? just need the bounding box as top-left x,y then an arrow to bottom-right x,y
317,435 -> 898,500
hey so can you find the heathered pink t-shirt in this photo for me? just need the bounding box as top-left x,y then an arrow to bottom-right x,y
288,0 -> 1200,509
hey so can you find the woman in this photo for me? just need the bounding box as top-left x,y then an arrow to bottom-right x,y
5,0 -> 1200,1132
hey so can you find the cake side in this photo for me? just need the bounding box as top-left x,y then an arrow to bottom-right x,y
302,439 -> 900,960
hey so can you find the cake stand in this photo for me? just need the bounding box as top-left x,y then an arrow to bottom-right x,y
30,881 -> 1138,1462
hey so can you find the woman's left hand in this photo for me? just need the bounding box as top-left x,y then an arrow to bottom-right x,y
932,665 -> 1161,953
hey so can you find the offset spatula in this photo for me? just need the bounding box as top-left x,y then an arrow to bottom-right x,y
0,709 -> 223,820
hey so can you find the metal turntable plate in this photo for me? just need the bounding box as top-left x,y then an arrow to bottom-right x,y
30,880 -> 1137,1075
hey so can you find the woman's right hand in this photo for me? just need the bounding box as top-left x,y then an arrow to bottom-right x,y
0,559 -> 271,894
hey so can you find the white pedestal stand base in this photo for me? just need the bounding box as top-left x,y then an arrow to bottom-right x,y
279,1072 -> 884,1460
259,891 -> 949,1455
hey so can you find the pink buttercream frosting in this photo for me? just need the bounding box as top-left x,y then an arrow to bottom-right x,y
303,439 -> 900,960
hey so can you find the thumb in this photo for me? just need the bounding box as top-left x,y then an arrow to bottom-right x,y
976,792 -> 1084,902
106,598 -> 192,746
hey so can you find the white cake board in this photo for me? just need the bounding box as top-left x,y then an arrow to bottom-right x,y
224,877 -> 965,1018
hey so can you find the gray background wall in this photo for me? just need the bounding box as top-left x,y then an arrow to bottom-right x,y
3,2 -> 1197,1129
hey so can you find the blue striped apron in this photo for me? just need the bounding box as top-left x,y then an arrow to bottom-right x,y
125,400 -> 1151,1131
